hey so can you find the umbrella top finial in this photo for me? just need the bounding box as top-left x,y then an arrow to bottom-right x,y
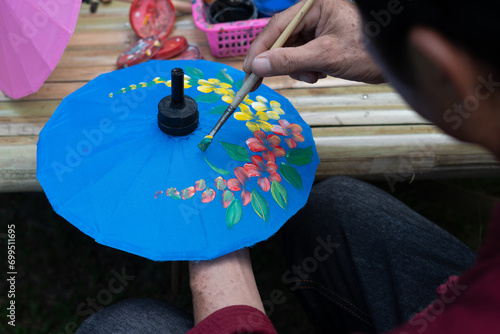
157,68 -> 199,136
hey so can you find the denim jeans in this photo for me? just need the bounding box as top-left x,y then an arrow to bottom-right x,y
282,176 -> 475,333
76,298 -> 193,334
76,176 -> 475,334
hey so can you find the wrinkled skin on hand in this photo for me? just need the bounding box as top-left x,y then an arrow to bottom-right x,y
243,0 -> 385,89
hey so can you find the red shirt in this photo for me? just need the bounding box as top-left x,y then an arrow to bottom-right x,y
188,204 -> 500,334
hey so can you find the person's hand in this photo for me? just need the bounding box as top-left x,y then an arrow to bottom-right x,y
243,0 -> 385,89
189,248 -> 264,325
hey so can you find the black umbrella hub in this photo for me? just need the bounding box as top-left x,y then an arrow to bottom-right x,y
157,68 -> 199,136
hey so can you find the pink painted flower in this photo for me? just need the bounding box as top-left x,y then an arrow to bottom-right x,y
222,190 -> 235,208
215,176 -> 226,190
227,167 -> 252,206
271,119 -> 305,149
246,130 -> 286,162
195,179 -> 206,191
181,187 -> 195,200
201,188 -> 216,203
166,187 -> 181,200
243,155 -> 281,192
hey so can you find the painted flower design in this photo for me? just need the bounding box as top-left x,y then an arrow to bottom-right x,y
252,96 -> 284,120
167,75 -> 192,89
246,130 -> 286,162
244,155 -> 281,192
153,77 -> 167,85
215,176 -> 227,190
181,187 -> 195,200
197,79 -> 231,96
234,105 -> 273,132
221,89 -> 253,106
166,187 -> 181,200
227,167 -> 252,206
195,179 -> 206,191
201,188 -> 216,203
222,190 -> 235,209
271,119 -> 305,149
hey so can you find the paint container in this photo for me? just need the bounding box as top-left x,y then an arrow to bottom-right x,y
208,0 -> 257,24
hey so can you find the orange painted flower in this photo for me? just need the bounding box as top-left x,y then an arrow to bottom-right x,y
246,130 -> 286,163
166,187 -> 181,200
222,190 -> 234,208
215,176 -> 226,190
181,187 -> 195,200
227,167 -> 252,206
201,188 -> 216,203
271,119 -> 305,149
243,155 -> 281,192
195,179 -> 206,191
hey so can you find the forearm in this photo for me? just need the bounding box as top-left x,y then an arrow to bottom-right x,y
189,248 -> 265,325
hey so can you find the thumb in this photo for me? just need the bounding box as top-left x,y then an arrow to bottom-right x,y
250,39 -> 330,77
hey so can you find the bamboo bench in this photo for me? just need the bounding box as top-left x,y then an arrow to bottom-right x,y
1,1 -> 499,192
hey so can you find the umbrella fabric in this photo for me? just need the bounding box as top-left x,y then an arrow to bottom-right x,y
37,60 -> 320,260
0,0 -> 81,99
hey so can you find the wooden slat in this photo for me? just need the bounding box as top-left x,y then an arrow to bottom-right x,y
0,83 -> 86,102
314,132 -> 500,179
47,66 -> 115,82
0,100 -> 60,117
0,136 -> 40,192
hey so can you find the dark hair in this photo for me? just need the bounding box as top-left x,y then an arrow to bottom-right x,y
355,0 -> 500,72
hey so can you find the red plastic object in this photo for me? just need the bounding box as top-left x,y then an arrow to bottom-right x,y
129,0 -> 175,39
152,36 -> 188,60
117,36 -> 163,69
174,45 -> 203,60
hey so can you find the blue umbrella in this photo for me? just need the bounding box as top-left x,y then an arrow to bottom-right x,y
37,60 -> 320,261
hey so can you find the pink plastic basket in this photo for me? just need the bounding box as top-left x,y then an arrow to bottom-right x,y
192,0 -> 270,58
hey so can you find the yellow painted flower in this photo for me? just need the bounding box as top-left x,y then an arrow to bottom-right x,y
234,104 -> 273,132
153,77 -> 166,84
221,89 -> 253,105
166,75 -> 192,89
197,78 -> 232,95
251,96 -> 284,120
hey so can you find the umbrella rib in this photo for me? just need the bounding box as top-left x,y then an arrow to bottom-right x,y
106,147 -> 159,223
0,3 -> 27,97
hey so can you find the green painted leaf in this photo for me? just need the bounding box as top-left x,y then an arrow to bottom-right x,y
286,146 -> 314,166
204,156 -> 230,175
220,141 -> 250,162
208,104 -> 228,115
226,199 -> 242,229
271,181 -> 288,209
217,68 -> 234,85
235,79 -> 244,90
185,66 -> 204,79
188,78 -> 198,87
279,162 -> 303,190
251,189 -> 269,222
195,94 -> 220,103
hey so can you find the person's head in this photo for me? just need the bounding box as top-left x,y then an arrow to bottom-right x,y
355,0 -> 500,158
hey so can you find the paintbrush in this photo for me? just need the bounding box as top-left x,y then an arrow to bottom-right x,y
198,0 -> 316,151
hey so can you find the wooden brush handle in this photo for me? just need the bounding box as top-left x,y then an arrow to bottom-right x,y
269,0 -> 315,50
